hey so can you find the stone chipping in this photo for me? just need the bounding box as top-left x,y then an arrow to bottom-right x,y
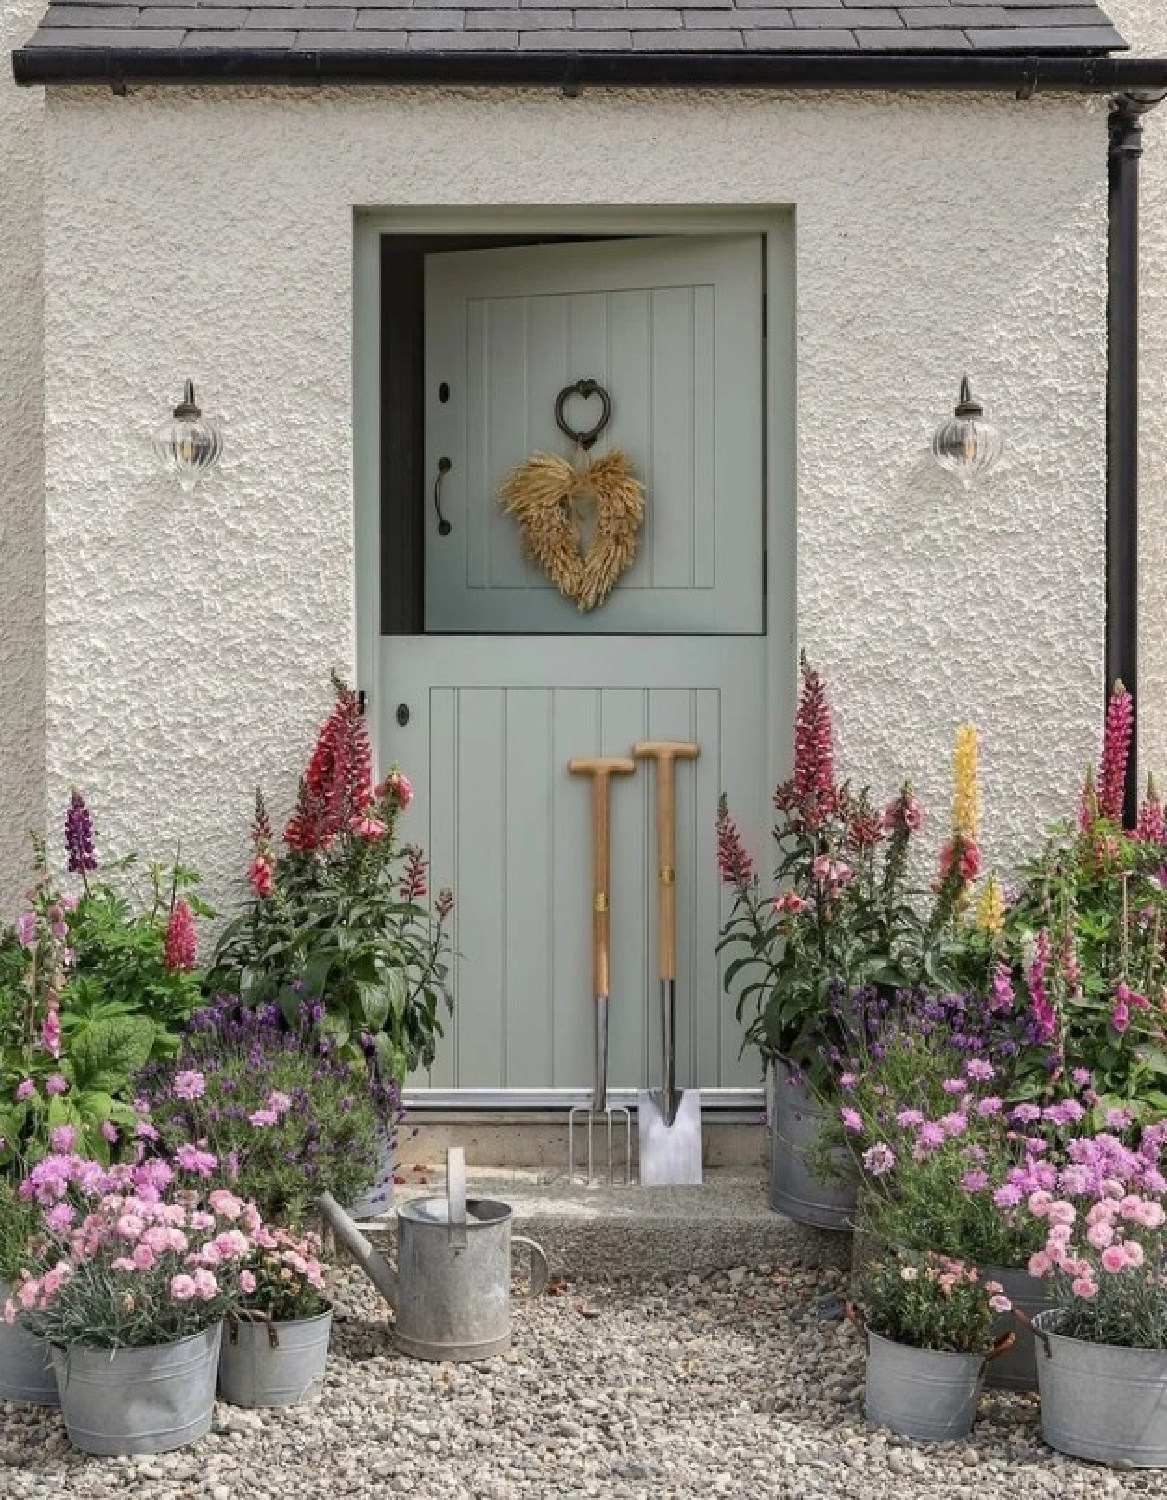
2,1260 -> 1165,1500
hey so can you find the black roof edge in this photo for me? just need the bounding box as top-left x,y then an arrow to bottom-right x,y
12,46 -> 1167,93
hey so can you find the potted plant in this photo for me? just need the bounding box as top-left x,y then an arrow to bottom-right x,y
0,808 -> 206,1404
1017,1121 -> 1167,1467
209,677 -> 454,1145
139,995 -> 393,1225
218,1226 -> 332,1408
0,1180 -> 54,1405
11,1152 -> 259,1455
717,658 -> 928,1227
854,1249 -> 1012,1441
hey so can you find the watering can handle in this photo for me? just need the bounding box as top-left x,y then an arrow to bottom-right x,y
447,1146 -> 468,1252
512,1235 -> 550,1298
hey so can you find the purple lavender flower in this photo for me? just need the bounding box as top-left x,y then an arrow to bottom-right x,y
64,788 -> 97,874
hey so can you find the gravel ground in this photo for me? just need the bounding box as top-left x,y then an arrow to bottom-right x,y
2,1260 -> 1166,1500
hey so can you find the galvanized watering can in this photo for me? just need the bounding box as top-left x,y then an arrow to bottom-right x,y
318,1148 -> 548,1362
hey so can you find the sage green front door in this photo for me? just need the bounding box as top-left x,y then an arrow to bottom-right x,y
381,233 -> 775,1096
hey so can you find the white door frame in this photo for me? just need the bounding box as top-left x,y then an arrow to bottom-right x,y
352,207 -> 797,1114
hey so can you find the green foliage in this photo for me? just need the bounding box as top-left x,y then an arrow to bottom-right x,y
1004,819 -> 1167,1116
63,863 -> 208,1062
719,782 -> 941,1095
0,1179 -> 36,1284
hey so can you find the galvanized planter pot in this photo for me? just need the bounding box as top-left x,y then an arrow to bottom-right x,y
0,1281 -> 58,1407
980,1264 -> 1052,1393
218,1306 -> 333,1409
864,1329 -> 985,1442
51,1323 -> 222,1456
769,1059 -> 857,1231
1033,1310 -> 1167,1468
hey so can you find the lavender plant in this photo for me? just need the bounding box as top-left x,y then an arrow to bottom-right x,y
139,997 -> 393,1225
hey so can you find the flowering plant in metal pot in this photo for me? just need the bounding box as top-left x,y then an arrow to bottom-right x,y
994,682 -> 1167,1117
10,1152 -> 260,1454
1011,1120 -> 1167,1466
219,1227 -> 333,1410
854,1249 -> 1011,1442
209,675 -> 454,1087
139,996 -> 395,1226
716,657 -> 932,1095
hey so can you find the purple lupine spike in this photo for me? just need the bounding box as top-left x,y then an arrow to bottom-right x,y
64,788 -> 97,874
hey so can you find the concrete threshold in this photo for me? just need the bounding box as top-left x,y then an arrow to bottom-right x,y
355,1164 -> 853,1284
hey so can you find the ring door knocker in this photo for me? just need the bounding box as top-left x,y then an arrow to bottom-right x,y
554,378 -> 613,453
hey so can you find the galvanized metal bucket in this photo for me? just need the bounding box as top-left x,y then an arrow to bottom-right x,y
218,1306 -> 333,1409
1033,1310 -> 1167,1467
864,1328 -> 986,1441
0,1281 -> 58,1406
770,1059 -> 857,1231
320,1146 -> 549,1363
51,1323 -> 222,1455
981,1264 -> 1052,1392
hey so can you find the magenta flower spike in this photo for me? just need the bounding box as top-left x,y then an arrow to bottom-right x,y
1097,681 -> 1134,825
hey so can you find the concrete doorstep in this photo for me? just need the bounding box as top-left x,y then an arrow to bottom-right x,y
351,1159 -> 853,1284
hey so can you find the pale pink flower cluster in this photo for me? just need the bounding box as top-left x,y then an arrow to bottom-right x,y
6,1153 -> 264,1331
1024,1170 -> 1167,1307
248,1088 -> 294,1130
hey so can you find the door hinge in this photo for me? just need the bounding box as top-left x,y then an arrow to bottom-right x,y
357,690 -> 368,717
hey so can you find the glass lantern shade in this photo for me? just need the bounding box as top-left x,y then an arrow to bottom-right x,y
154,381 -> 223,492
932,377 -> 1002,487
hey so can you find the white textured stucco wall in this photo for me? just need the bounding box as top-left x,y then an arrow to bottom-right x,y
0,1 -> 45,921
42,86 -> 1109,910
1107,0 -> 1167,787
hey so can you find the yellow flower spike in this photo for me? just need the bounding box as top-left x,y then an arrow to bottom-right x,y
976,871 -> 1004,936
953,723 -> 981,842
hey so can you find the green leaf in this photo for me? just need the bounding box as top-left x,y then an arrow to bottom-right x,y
68,1016 -> 155,1094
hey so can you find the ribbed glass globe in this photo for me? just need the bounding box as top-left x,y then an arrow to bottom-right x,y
154,382 -> 223,492
932,378 -> 1002,488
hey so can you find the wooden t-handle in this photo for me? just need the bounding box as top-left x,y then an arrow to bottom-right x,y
633,742 -> 700,982
568,758 -> 636,997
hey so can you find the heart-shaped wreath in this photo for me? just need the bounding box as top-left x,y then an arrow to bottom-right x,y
497,449 -> 645,613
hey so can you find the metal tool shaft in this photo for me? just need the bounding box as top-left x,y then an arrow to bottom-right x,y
593,993 -> 610,1114
660,978 -> 678,1127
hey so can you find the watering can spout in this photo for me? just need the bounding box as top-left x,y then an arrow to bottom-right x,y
317,1191 -> 399,1309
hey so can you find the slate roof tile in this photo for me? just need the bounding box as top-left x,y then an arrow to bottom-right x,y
22,0 -> 1128,56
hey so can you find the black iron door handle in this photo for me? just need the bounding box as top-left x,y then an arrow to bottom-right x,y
434,456 -> 453,536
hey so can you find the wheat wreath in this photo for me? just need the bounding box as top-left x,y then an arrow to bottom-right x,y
497,449 -> 646,613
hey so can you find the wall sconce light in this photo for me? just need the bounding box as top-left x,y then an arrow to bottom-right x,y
932,376 -> 1002,486
154,381 -> 223,492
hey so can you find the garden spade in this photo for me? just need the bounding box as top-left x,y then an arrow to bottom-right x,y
566,756 -> 637,1186
633,741 -> 703,1187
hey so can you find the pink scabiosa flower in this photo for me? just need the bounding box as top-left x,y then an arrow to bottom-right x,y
962,1171 -> 990,1192
173,1070 -> 205,1101
45,1074 -> 68,1097
49,1125 -> 76,1153
862,1143 -> 896,1177
716,796 -> 755,891
164,900 -> 197,973
840,1107 -> 862,1134
101,1121 -> 119,1144
1098,681 -> 1134,825
15,1079 -> 35,1102
249,1108 -> 279,1128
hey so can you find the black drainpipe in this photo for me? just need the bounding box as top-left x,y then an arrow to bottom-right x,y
1107,94 -> 1160,825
